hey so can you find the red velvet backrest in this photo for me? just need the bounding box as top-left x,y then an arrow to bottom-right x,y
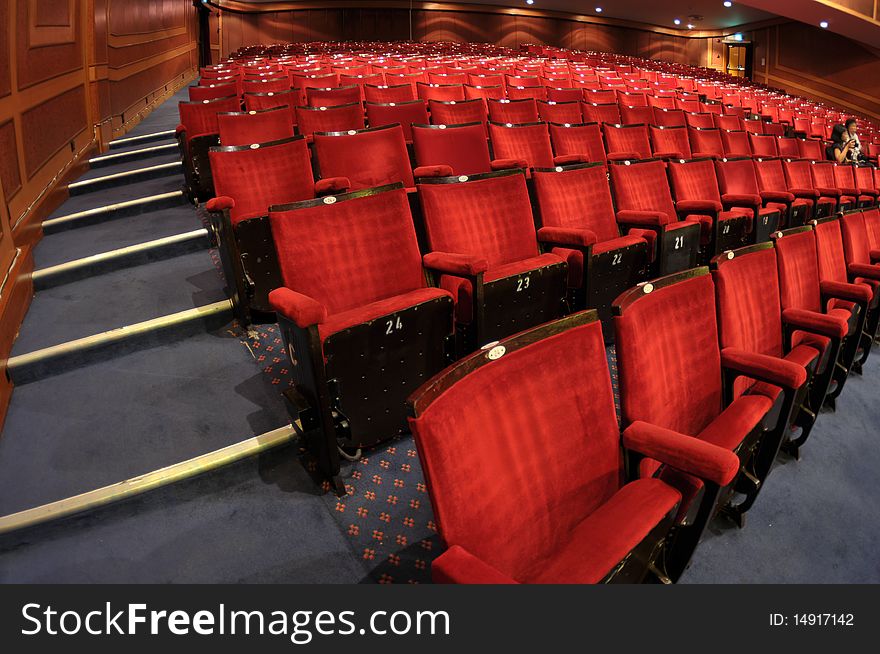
783,159 -> 814,189
487,98 -> 539,124
774,229 -> 823,312
855,166 -> 875,192
417,171 -> 540,267
489,122 -> 554,169
209,137 -> 314,225
668,159 -> 723,203
685,112 -> 715,129
742,118 -> 764,135
189,84 -> 239,102
776,137 -> 799,158
507,85 -> 547,101
721,130 -> 751,157
305,85 -> 361,107
467,73 -> 503,87
532,164 -> 619,242
653,108 -> 686,128
295,102 -> 365,137
313,125 -> 414,190
712,114 -> 740,131
832,164 -> 856,189
243,89 -> 298,118
810,162 -> 837,189
428,99 -> 487,127
581,102 -> 621,125
749,133 -> 778,157
615,272 -> 723,435
813,219 -> 849,284
619,105 -> 654,126
463,84 -> 506,102
409,317 -> 622,580
862,207 -> 880,249
609,159 -> 677,221
797,139 -> 823,160
650,126 -> 691,158
840,211 -> 872,265
688,127 -> 723,157
584,89 -> 617,104
548,122 -> 606,163
363,83 -> 415,103
178,97 -> 242,138
715,157 -> 760,195
713,247 -> 784,360
242,77 -> 290,94
603,124 -> 652,159
546,87 -> 583,103
417,83 -> 466,102
412,123 -> 492,176
675,99 -> 701,114
647,95 -> 676,110
618,91 -> 647,106
364,101 -> 429,142
536,101 -> 582,125
217,107 -> 295,146
270,185 -> 426,315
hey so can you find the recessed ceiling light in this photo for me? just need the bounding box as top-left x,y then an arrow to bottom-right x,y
526,0 -> 534,4
819,20 -> 829,28
674,19 -> 681,25
687,23 -> 695,29
595,6 -> 603,12
723,1 -> 732,7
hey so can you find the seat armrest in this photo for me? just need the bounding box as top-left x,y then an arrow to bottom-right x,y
616,209 -> 670,226
314,177 -> 351,196
431,545 -> 518,584
676,199 -> 722,213
423,251 -> 489,277
760,190 -> 794,203
721,347 -> 807,392
847,262 -> 880,281
606,151 -> 641,162
652,150 -> 683,160
537,226 -> 597,248
413,165 -> 454,179
490,158 -> 528,171
788,187 -> 819,199
552,154 -> 587,166
206,196 -> 235,212
721,193 -> 761,206
870,249 -> 880,264
268,287 -> 327,329
815,187 -> 841,198
781,307 -> 847,339
622,421 -> 740,487
175,124 -> 187,136
819,279 -> 872,304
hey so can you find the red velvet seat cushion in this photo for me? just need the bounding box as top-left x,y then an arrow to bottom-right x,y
318,287 -> 452,340
526,479 -> 680,584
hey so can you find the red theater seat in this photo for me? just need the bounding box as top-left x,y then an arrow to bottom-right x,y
688,127 -> 725,159
487,98 -> 539,124
412,123 -> 502,176
714,157 -> 783,237
417,170 -> 569,350
797,138 -> 824,161
177,95 -> 242,201
364,100 -> 429,142
581,102 -> 621,125
619,104 -> 655,126
313,124 -> 414,191
536,100 -> 583,124
721,130 -> 752,158
363,83 -> 415,103
833,164 -> 875,208
217,107 -> 295,146
783,159 -> 837,217
685,112 -> 716,129
603,123 -> 652,161
653,108 -> 687,128
305,85 -> 362,107
549,122 -> 607,164
489,121 -> 566,170
428,98 -> 487,130
408,311 -> 737,584
417,82 -> 466,103
190,83 -> 239,102
649,125 -> 692,160
295,102 -> 365,140
811,161 -> 857,211
269,184 -> 455,490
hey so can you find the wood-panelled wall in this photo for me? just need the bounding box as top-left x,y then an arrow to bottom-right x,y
214,8 -> 714,68
0,0 -> 199,428
752,22 -> 880,120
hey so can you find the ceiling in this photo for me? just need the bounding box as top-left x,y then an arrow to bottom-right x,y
228,0 -> 777,31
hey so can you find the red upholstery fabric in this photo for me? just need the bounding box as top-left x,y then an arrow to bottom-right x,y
688,127 -> 724,159
178,96 -> 242,138
714,157 -> 763,201
650,126 -> 691,159
548,123 -> 607,163
413,164 -> 454,178
489,122 -> 555,169
217,107 -> 294,146
243,90 -> 298,125
189,83 -> 239,102
305,85 -> 361,107
418,172 -> 540,267
720,130 -> 752,157
774,229 -> 824,313
862,208 -> 880,250
814,219 -> 850,285
507,85 -> 547,101
749,133 -> 778,157
408,318 -> 678,583
797,139 -> 824,160
546,87 -> 584,103
604,124 -> 652,160
609,159 -> 678,223
840,211 -> 875,270
584,89 -> 617,104
417,83 -> 466,102
269,186 -> 428,316
487,98 -> 539,124
363,83 -> 415,103
614,274 -> 723,435
619,104 -> 655,125
776,137 -> 800,158
295,102 -> 365,138
313,125 -> 414,190
653,108 -> 687,128
422,251 -> 488,276
581,102 -> 621,125
811,162 -> 844,198
532,165 -> 621,243
684,112 -> 715,129
318,287 -> 452,340
782,308 -> 848,339
412,123 -> 493,176
364,101 -> 429,142
432,546 -> 517,584
697,393 -> 773,451
537,101 -> 583,124
209,137 -> 315,225
720,347 -> 808,390
428,99 -> 487,129
267,287 -> 327,328
242,77 -> 290,94
463,84 -> 506,102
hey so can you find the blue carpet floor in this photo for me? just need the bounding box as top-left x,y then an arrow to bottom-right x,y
0,84 -> 878,584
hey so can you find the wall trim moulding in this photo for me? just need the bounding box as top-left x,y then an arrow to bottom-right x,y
207,0 -> 787,39
27,0 -> 77,47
